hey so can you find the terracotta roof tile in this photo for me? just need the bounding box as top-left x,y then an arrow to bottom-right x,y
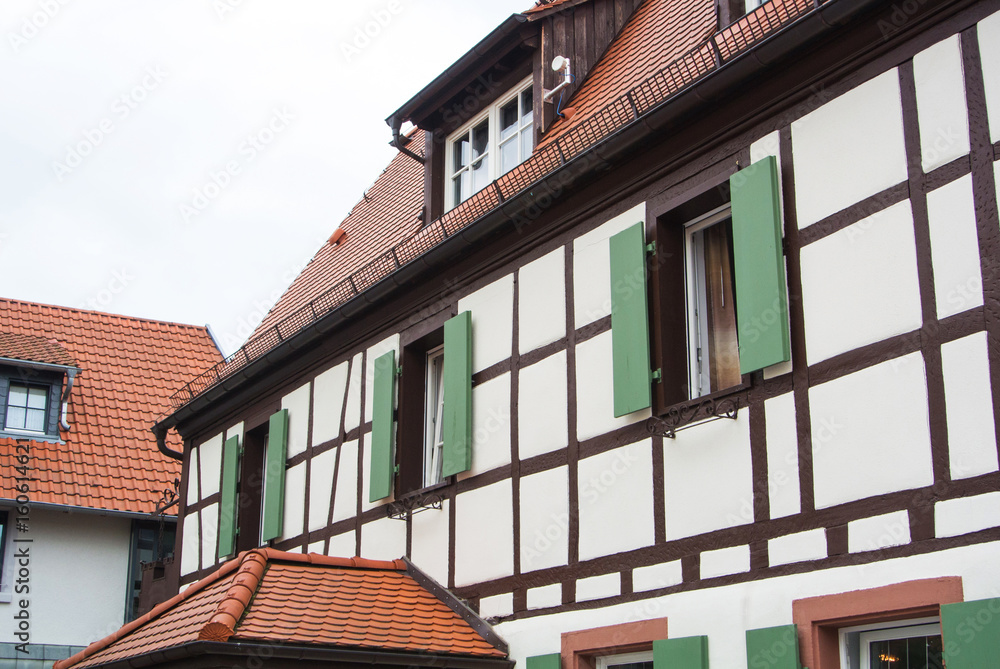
0,298 -> 223,514
57,550 -> 506,669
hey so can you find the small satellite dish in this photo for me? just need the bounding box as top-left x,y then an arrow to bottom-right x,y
551,56 -> 567,72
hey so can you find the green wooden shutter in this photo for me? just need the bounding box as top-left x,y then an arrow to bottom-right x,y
609,222 -> 653,417
526,654 -> 561,669
442,311 -> 473,478
654,636 -> 709,669
217,435 -> 240,560
730,155 -> 790,374
941,598 -> 1000,668
369,350 -> 397,502
745,625 -> 799,669
260,409 -> 288,542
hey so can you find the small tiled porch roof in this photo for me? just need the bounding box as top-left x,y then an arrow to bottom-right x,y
55,549 -> 510,669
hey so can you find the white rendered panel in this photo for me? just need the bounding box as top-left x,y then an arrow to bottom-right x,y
792,69 -> 907,228
765,393 -> 800,519
312,361 -> 349,445
308,449 -> 337,532
578,440 -> 654,561
282,383 -> 311,458
308,540 -> 324,554
411,498 -> 450,585
198,433 -> 223,500
527,583 -> 562,610
360,517 -> 406,560
664,413 -> 753,540
455,480 -> 514,587
458,274 -> 514,373
344,352 -> 364,432
633,560 -> 682,592
810,354 -> 933,508
913,35 -> 970,172
576,573 -> 620,602
364,334 -> 399,423
979,10 -> 1000,143
479,593 -> 514,619
520,466 -> 569,573
518,351 -> 569,459
800,200 -> 922,364
470,372 -> 512,476
331,440 -> 358,523
180,512 -> 200,575
942,332 -> 999,479
185,445 -> 199,506
327,531 -> 356,558
200,503 -> 218,571
519,247 -> 566,354
280,461 -> 306,541
927,175 -> 983,319
768,529 -> 827,567
575,331 -> 650,441
935,491 -> 1000,537
700,545 -> 750,579
573,202 -> 646,328
848,510 -> 911,553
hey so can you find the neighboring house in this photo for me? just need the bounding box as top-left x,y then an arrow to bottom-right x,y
0,299 -> 222,668
57,0 -> 1000,668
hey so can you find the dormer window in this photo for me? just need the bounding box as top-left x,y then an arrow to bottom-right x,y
4,383 -> 48,433
446,77 -> 534,211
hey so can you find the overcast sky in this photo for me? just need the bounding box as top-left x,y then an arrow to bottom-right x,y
0,0 -> 528,355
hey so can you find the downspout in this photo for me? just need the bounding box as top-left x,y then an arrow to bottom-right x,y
388,115 -> 425,165
155,425 -> 184,461
59,368 -> 78,431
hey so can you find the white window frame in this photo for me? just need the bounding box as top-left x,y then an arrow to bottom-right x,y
838,617 -> 942,669
3,382 -> 49,435
594,650 -> 654,669
745,0 -> 766,11
683,203 -> 735,399
445,76 -> 534,211
423,345 -> 446,488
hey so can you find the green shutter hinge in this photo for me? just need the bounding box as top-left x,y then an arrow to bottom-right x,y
645,241 -> 656,255
651,368 -> 662,382
396,365 -> 403,377
393,464 -> 400,474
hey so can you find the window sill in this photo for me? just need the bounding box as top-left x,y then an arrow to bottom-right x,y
647,383 -> 749,439
0,429 -> 63,444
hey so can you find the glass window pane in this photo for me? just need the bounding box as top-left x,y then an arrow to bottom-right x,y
453,135 -> 469,170
5,407 -> 25,430
27,387 -> 47,410
472,121 -> 489,160
500,137 -> 519,175
453,172 -> 469,205
521,88 -> 533,124
7,385 -> 27,407
24,408 -> 45,432
520,126 -> 533,162
500,99 -> 518,140
471,157 -> 489,194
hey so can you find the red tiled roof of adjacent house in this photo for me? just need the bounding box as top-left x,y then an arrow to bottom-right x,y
57,550 -> 507,669
0,331 -> 77,367
0,299 -> 223,513
522,0 -> 590,16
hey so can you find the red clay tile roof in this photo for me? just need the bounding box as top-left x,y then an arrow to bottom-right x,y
0,299 -> 222,513
57,550 -> 507,669
0,331 -> 77,367
522,0 -> 591,17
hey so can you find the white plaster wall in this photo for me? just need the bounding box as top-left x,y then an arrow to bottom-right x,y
327,530 -> 356,558
410,499 -> 450,585
700,545 -> 750,579
185,445 -> 199,506
497,541 -> 1000,669
225,421 -> 244,443
792,69 -> 908,228
572,202 -> 646,328
308,540 -> 324,553
936,491 -> 1000,537
810,353 -> 933,509
480,593 -> 514,619
527,583 -> 562,610
470,373 -> 512,476
180,511 -> 199,576
312,361 -> 349,445
768,529 -> 827,567
200,503 -> 219,569
799,200 -> 922,364
519,248 -> 566,354
633,560 -> 682,592
577,573 -> 620,601
913,35 -> 970,172
282,383 -> 311,458
578,439 -> 654,561
520,466 -> 569,573
942,332 -> 999,479
364,335 -> 399,423
848,510 -> 911,553
518,351 -> 568,459
575,331 -> 650,441
359,517 -> 406,560
458,274 -> 514,373
280,461 -> 306,541
927,174 -> 983,319
765,393 -> 800,519
0,509 -> 131,646
331,440 -> 359,523
664,414 -> 753,540
455,480 -> 513,587
978,10 -> 1000,143
308,448 -> 337,532
198,433 -> 223,500
344,352 -> 364,432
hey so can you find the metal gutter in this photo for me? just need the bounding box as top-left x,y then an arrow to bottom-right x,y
0,499 -> 174,520
0,356 -> 80,374
157,0 -> 906,435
